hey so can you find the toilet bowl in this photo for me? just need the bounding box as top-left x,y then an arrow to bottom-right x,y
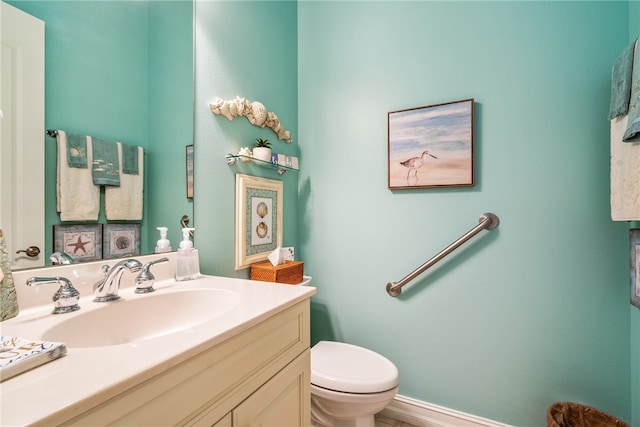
310,340 -> 399,427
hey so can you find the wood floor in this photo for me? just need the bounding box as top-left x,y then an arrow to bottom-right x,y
375,414 -> 418,427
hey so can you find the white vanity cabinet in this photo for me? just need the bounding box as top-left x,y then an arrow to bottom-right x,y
210,351 -> 309,427
60,300 -> 311,427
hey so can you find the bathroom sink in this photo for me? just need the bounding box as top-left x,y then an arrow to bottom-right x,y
41,288 -> 241,348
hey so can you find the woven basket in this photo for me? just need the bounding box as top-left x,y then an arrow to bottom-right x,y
250,260 -> 304,285
547,402 -> 629,427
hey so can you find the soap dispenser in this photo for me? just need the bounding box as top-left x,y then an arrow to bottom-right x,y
154,227 -> 172,254
176,227 -> 200,281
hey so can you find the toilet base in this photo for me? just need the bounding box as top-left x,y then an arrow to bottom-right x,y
311,405 -> 375,427
310,384 -> 397,427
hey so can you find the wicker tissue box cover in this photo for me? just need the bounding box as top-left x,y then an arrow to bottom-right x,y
250,260 -> 304,285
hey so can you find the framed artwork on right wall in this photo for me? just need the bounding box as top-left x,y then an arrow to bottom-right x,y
388,98 -> 474,190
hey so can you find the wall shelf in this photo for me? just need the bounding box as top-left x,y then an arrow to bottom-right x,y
225,154 -> 299,176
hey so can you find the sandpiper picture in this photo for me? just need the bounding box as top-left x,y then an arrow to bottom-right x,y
388,98 -> 474,189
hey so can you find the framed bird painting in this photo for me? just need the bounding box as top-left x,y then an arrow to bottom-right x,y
388,98 -> 474,189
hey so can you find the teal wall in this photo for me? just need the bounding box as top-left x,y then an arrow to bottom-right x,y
297,1 -> 632,426
193,0 -> 298,278
193,1 -> 637,425
6,0 -> 193,256
633,306 -> 639,427
630,3 -> 640,427
147,1 -> 195,252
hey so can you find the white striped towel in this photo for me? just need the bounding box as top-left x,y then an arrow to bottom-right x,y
56,130 -> 100,221
105,143 -> 144,220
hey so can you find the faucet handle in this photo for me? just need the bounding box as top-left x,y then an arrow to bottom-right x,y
135,257 -> 169,294
26,276 -> 80,314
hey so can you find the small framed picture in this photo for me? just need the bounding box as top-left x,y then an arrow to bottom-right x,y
103,223 -> 141,259
630,230 -> 640,309
235,174 -> 283,270
186,145 -> 194,199
53,224 -> 102,262
388,98 -> 474,189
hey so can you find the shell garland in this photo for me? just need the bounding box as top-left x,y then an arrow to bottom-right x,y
209,96 -> 293,143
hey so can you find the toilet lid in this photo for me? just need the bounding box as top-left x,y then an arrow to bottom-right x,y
311,341 -> 399,393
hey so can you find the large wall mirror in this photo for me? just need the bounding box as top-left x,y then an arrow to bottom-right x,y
1,0 -> 194,270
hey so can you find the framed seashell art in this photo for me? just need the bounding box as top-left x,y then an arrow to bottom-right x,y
235,174 -> 283,270
103,223 -> 141,259
388,98 -> 474,190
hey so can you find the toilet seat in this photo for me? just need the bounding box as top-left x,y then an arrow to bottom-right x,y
311,341 -> 399,394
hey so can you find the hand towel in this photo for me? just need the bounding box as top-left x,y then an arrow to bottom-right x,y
105,143 -> 144,220
66,132 -> 88,168
624,39 -> 640,142
91,136 -> 120,186
611,115 -> 640,220
56,130 -> 100,221
609,38 -> 637,119
122,143 -> 139,174
0,336 -> 67,381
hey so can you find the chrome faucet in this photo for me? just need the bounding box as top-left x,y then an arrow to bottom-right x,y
135,257 -> 169,293
93,259 -> 142,302
26,276 -> 80,314
50,251 -> 75,265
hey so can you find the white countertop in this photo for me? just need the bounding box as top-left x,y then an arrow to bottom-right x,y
0,265 -> 316,426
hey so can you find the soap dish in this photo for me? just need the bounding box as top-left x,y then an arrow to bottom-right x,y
298,276 -> 312,286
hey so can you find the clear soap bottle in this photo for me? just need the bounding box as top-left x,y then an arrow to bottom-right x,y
154,227 -> 172,253
175,227 -> 200,281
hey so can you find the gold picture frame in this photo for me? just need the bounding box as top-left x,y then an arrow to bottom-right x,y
235,174 -> 283,270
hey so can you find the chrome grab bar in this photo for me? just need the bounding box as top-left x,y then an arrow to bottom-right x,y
386,213 -> 500,297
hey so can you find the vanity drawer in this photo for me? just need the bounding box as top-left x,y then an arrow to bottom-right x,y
60,300 -> 310,426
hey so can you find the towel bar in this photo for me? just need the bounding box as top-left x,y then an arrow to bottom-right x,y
386,213 -> 499,297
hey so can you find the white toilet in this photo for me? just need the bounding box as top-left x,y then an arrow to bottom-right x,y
310,340 -> 399,427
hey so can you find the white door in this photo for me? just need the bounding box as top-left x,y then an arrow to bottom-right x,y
1,1 -> 45,269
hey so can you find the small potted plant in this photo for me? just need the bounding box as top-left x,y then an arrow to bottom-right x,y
252,138 -> 272,162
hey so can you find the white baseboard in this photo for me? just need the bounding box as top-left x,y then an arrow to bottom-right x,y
379,395 -> 513,427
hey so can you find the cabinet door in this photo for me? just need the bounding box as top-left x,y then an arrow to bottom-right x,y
212,413 -> 232,427
234,349 -> 310,427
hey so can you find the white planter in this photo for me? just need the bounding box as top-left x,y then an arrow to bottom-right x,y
252,147 -> 272,162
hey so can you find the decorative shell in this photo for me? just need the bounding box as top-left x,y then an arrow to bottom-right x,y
249,101 -> 268,127
238,147 -> 252,161
256,222 -> 268,239
256,202 -> 268,218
